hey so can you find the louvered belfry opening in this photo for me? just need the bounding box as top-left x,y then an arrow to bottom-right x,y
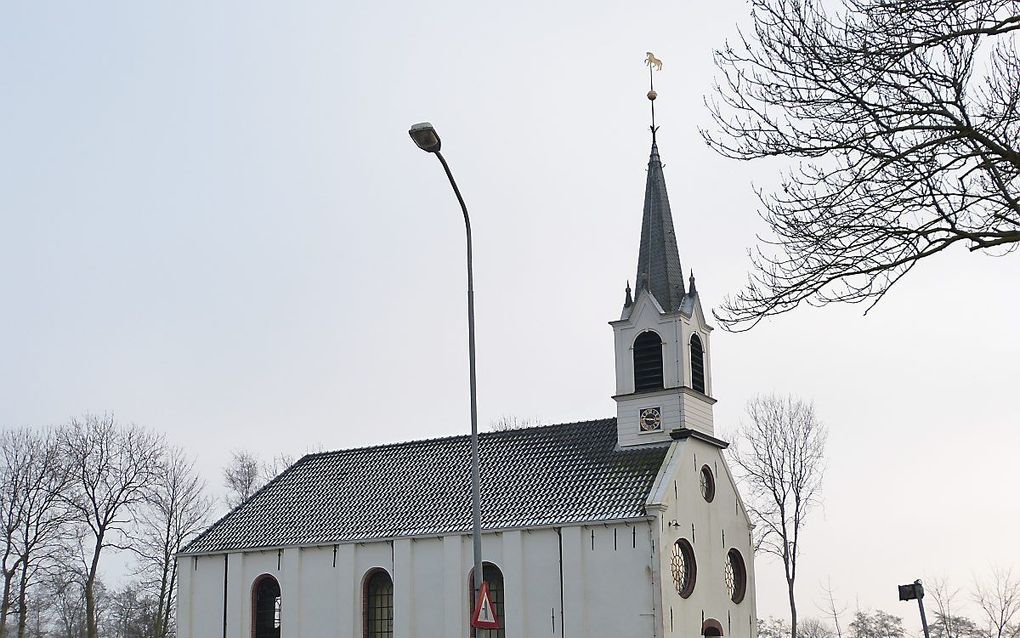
253,575 -> 282,638
690,334 -> 705,394
633,331 -> 664,392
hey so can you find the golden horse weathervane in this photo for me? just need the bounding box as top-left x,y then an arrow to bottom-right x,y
645,52 -> 662,140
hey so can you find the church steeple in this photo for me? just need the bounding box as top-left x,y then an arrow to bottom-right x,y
635,141 -> 685,312
610,52 -> 716,448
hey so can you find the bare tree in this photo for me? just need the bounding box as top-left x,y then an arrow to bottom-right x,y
760,617 -> 793,638
0,430 -> 29,636
260,453 -> 295,486
802,618 -> 837,638
133,445 -> 211,637
975,568 -> 1020,638
730,394 -> 827,638
61,415 -> 164,638
489,415 -> 542,432
849,610 -> 904,638
222,449 -> 302,511
927,577 -> 984,638
820,579 -> 847,638
222,450 -> 262,509
703,0 -> 1020,330
11,428 -> 72,638
0,428 -> 71,638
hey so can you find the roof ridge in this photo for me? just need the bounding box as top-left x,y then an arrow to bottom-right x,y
298,417 -> 617,460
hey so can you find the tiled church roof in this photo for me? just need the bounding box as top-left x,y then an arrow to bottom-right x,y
181,419 -> 668,555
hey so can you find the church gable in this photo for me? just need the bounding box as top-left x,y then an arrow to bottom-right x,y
646,433 -> 756,637
181,420 -> 669,555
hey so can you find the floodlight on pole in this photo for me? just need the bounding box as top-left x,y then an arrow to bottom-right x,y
898,579 -> 931,638
407,122 -> 485,619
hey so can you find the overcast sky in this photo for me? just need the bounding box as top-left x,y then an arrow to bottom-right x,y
2,0 -> 1017,627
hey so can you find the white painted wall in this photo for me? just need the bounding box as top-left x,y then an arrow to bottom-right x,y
647,438 -> 757,638
179,521 -> 659,638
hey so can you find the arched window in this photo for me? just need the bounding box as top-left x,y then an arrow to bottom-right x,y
703,618 -> 725,636
468,562 -> 505,638
633,331 -> 664,392
690,334 -> 705,394
252,575 -> 281,638
363,569 -> 393,638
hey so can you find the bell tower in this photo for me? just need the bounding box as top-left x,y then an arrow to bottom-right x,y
611,55 -> 715,447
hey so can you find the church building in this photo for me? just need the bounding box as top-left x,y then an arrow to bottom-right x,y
177,96 -> 757,638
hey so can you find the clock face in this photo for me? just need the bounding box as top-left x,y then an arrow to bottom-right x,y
639,407 -> 662,432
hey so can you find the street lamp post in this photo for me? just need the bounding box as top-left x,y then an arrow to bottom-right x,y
408,122 -> 484,606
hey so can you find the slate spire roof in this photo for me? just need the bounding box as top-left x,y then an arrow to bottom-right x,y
181,419 -> 668,555
635,142 -> 685,312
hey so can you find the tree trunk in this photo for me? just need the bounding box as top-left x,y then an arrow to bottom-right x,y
85,542 -> 102,638
165,559 -> 178,637
788,577 -> 798,638
0,567 -> 16,638
15,560 -> 27,638
155,558 -> 169,638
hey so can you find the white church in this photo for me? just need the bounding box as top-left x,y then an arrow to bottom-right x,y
177,103 -> 758,638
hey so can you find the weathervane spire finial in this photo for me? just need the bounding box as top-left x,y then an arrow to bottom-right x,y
645,51 -> 663,143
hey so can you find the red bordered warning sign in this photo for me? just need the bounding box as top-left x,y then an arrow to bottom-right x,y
471,581 -> 501,629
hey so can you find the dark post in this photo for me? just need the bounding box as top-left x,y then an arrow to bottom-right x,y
898,579 -> 931,638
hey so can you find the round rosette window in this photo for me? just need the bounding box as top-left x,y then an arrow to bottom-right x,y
724,548 -> 747,603
670,538 -> 697,598
699,465 -> 716,502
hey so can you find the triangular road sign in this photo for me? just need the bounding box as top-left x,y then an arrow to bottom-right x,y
471,581 -> 501,630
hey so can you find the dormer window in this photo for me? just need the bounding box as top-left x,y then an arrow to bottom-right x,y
633,331 -> 664,392
690,334 -> 705,394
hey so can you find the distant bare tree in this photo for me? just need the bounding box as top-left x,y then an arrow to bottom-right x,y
849,610 -> 904,638
0,430 -> 28,636
820,579 -> 847,638
223,449 -> 306,510
760,617 -> 793,638
61,415 -> 163,638
0,428 -> 72,638
10,428 -> 72,638
975,568 -> 1020,638
260,453 -> 295,486
928,577 -> 986,638
703,0 -> 1020,330
104,581 -> 158,638
489,415 -> 542,432
801,618 -> 837,638
133,446 -> 211,637
731,394 -> 827,638
222,450 -> 262,509
45,570 -> 93,638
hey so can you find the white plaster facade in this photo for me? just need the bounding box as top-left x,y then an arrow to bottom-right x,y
177,432 -> 754,638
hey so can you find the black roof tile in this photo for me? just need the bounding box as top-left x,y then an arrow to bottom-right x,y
182,419 -> 667,555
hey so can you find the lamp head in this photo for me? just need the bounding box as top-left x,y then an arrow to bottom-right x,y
409,122 -> 441,153
898,580 -> 924,601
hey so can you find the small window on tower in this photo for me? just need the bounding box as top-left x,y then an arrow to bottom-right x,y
633,331 -> 664,392
690,334 -> 706,394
